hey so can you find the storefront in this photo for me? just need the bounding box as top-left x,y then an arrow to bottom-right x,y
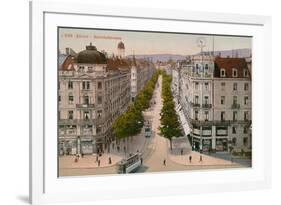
215,138 -> 228,152
80,137 -> 94,154
202,139 -> 212,152
61,140 -> 77,155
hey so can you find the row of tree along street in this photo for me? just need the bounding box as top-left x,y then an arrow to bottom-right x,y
112,70 -> 161,155
159,71 -> 182,150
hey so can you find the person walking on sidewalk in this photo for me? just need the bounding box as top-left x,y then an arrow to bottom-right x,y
189,155 -> 192,163
199,155 -> 203,162
98,160 -> 100,167
163,159 -> 166,166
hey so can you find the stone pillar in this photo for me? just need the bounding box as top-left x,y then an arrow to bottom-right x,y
212,125 -> 216,150
77,136 -> 81,155
200,126 -> 203,152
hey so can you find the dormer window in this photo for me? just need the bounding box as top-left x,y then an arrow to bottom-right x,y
220,69 -> 226,77
205,64 -> 208,70
244,69 -> 249,77
232,68 -> 238,77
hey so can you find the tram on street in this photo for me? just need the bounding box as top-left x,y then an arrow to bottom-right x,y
117,153 -> 142,174
144,121 -> 152,138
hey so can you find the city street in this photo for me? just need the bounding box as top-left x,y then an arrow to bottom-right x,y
59,75 -> 247,177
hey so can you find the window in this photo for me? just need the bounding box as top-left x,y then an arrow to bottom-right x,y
68,111 -> 73,120
232,137 -> 237,145
244,69 -> 249,77
83,96 -> 89,104
204,96 -> 209,104
204,82 -> 209,90
68,81 -> 73,89
221,82 -> 225,90
232,68 -> 238,77
84,111 -> 90,120
195,95 -> 199,104
68,95 -> 74,104
243,127 -> 248,134
204,111 -> 209,121
221,111 -> 225,121
195,64 -> 199,73
205,64 -> 208,70
220,69 -> 226,77
233,96 -> 238,105
243,137 -> 248,146
221,96 -> 225,105
244,96 -> 249,105
233,83 -> 237,91
244,111 -> 249,121
233,111 -> 237,121
82,81 -> 90,90
96,126 -> 102,134
195,110 -> 199,120
98,96 -> 102,104
98,81 -> 102,89
195,82 -> 199,90
97,110 -> 102,118
244,83 -> 249,91
232,126 -> 236,134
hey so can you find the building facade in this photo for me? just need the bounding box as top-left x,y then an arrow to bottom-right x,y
177,54 -> 252,153
58,43 -> 131,155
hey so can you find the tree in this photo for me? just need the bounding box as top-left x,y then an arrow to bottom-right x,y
112,70 -> 160,154
159,71 -> 182,150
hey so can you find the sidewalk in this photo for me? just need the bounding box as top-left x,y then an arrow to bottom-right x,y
168,150 -> 240,166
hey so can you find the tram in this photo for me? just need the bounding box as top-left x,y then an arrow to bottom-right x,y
144,122 -> 152,138
117,153 -> 142,174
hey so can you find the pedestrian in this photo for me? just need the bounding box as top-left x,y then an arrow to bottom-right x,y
109,157 -> 112,164
140,157 -> 143,165
98,159 -> 100,167
74,156 -> 78,163
181,148 -> 183,155
81,153 -> 84,158
163,159 -> 166,166
189,155 -> 192,163
199,155 -> 203,162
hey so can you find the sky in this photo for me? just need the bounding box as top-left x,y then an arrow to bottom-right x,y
59,27 -> 252,56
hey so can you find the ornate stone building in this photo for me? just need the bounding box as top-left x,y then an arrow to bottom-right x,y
58,43 -> 131,155
177,54 -> 252,153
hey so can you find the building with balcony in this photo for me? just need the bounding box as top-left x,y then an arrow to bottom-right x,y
130,56 -> 155,101
177,54 -> 252,153
58,43 -> 131,155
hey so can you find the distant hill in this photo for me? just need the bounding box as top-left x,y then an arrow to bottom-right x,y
127,49 -> 251,63
200,48 -> 251,58
126,54 -> 187,63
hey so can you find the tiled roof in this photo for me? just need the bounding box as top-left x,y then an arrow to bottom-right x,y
214,57 -> 249,78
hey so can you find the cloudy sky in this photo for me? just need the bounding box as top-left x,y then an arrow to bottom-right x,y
59,27 -> 252,56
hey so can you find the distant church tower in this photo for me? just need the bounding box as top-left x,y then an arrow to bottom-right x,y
117,41 -> 125,58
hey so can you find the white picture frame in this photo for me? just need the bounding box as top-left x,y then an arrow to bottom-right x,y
30,1 -> 272,204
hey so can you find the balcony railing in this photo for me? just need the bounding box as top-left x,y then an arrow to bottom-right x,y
202,103 -> 212,109
58,119 -> 96,125
190,102 -> 200,108
76,104 -> 95,109
231,103 -> 240,109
